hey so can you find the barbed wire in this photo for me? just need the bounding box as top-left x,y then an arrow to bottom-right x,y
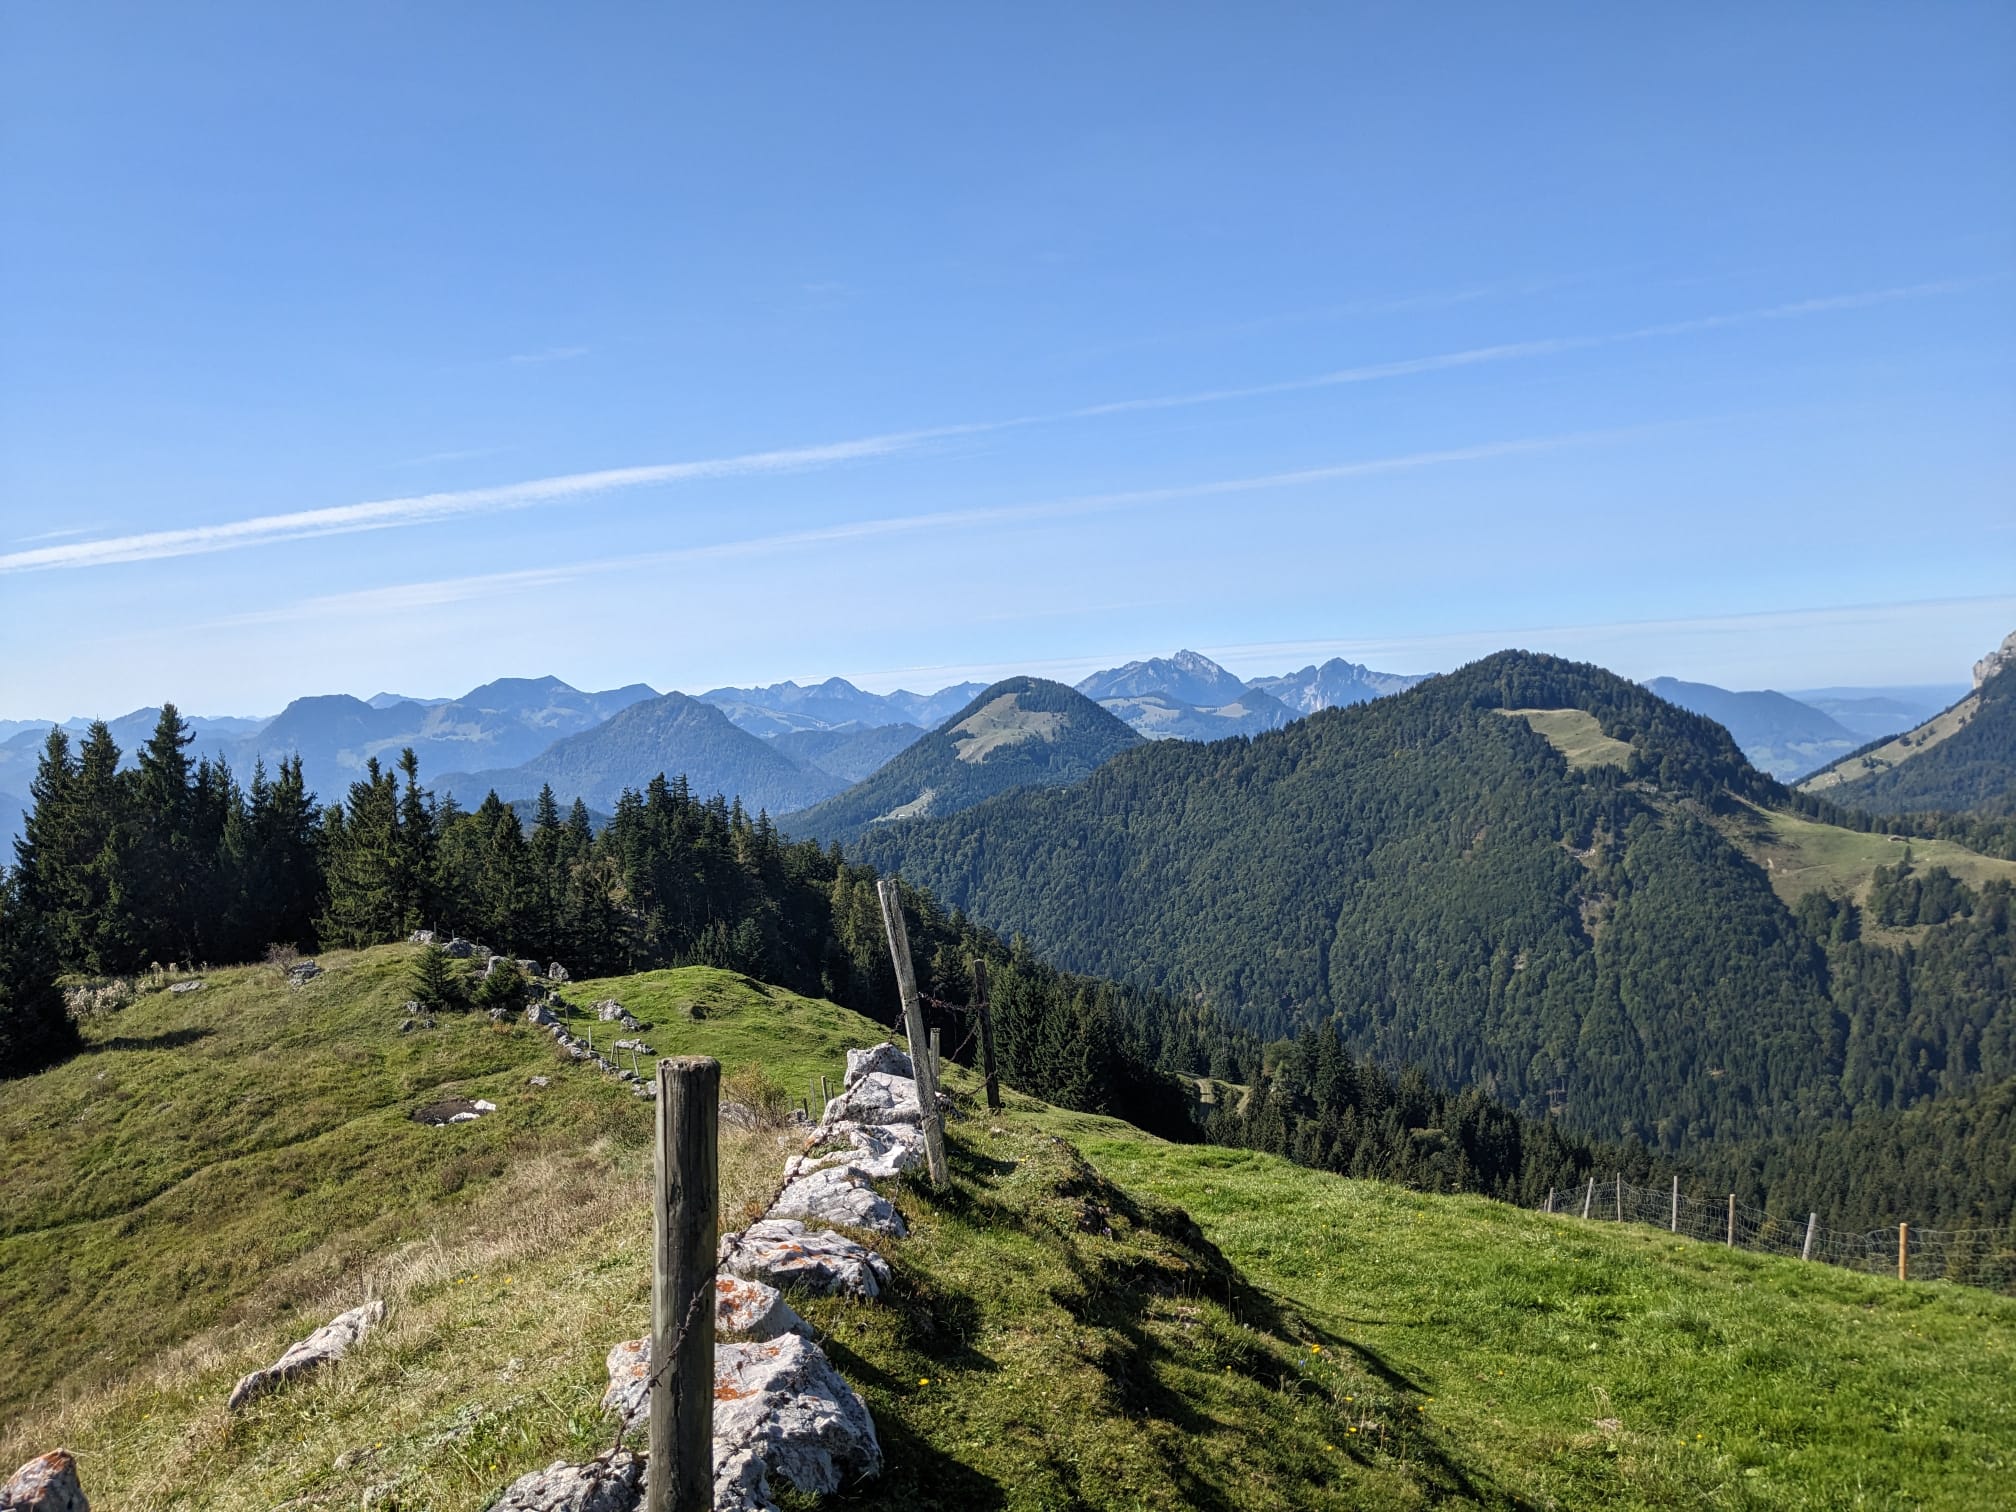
1538,1176 -> 2016,1295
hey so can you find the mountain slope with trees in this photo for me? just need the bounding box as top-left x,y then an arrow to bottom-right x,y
436,690 -> 840,814
1800,662 -> 2016,816
1643,675 -> 1859,780
853,651 -> 2016,1151
783,677 -> 1144,844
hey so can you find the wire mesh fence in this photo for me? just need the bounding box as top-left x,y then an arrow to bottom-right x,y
1538,1175 -> 2016,1297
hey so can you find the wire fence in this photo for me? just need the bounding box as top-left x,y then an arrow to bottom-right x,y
1538,1175 -> 2016,1297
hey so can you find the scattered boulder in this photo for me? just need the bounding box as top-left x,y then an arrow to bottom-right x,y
785,1122 -> 925,1183
612,1037 -> 649,1053
0,1450 -> 88,1511
525,1003 -> 561,1029
548,962 -> 570,982
410,1098 -> 495,1125
768,1167 -> 907,1236
818,1072 -> 922,1127
167,979 -> 204,995
408,929 -> 435,944
226,1299 -> 385,1412
484,1450 -> 640,1512
528,1075 -> 550,1088
443,938 -> 475,959
592,1000 -> 642,1029
285,960 -> 321,987
844,1041 -> 913,1087
720,1219 -> 891,1299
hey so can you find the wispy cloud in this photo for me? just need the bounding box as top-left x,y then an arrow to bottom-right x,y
12,275 -> 1981,576
9,524 -> 105,544
197,426 -> 1636,630
0,434 -> 929,574
507,345 -> 590,365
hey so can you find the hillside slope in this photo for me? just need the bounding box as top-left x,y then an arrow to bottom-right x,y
438,691 -> 842,814
784,677 -> 1143,845
3,950 -> 2011,1511
1800,662 -> 2016,816
855,652 -> 2016,1147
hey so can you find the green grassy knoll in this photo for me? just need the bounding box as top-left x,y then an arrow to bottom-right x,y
1718,799 -> 2016,907
4,953 -> 2012,1510
1074,1133 -> 2016,1511
1497,708 -> 1634,770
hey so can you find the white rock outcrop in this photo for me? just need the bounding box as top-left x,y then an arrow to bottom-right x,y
844,1041 -> 913,1087
767,1167 -> 907,1236
719,1218 -> 892,1299
1975,630 -> 2016,688
226,1299 -> 386,1411
484,1450 -> 639,1512
818,1072 -> 923,1127
784,1121 -> 926,1183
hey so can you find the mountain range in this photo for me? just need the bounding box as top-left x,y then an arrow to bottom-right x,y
784,677 -> 1144,844
1800,655 -> 2016,816
850,650 -> 2016,1149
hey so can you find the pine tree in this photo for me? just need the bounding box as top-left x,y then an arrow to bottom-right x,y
410,942 -> 466,1010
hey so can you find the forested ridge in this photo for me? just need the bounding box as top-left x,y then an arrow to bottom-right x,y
0,704 -> 1617,1212
855,651 -> 2016,1156
1805,663 -> 2016,818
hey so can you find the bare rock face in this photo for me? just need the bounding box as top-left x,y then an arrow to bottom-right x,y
712,1334 -> 883,1512
785,1122 -> 925,1183
719,1219 -> 892,1299
818,1072 -> 921,1127
600,1336 -> 880,1512
844,1041 -> 913,1087
1975,630 -> 2016,688
226,1299 -> 385,1411
0,1450 -> 88,1512
483,1450 -> 640,1512
767,1167 -> 907,1236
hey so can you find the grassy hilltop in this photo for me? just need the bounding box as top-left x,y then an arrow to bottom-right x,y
2,947 -> 2011,1510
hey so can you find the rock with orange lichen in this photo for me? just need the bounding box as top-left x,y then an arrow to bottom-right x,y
0,1450 -> 88,1512
718,1218 -> 892,1299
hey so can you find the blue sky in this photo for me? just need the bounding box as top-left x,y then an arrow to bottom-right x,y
3,3 -> 2012,718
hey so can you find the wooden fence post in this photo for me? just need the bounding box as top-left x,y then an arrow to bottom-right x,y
1898,1222 -> 1909,1282
821,1073 -> 831,1108
648,1056 -> 718,1512
1546,1187 -> 1556,1214
1580,1177 -> 1595,1219
1802,1212 -> 1817,1262
929,1026 -> 942,1078
972,958 -> 1002,1112
1726,1193 -> 1736,1247
1671,1175 -> 1679,1233
1615,1173 -> 1623,1223
876,879 -> 949,1188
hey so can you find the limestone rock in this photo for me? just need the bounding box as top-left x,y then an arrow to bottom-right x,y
786,1121 -> 925,1183
599,1280 -> 809,1426
168,980 -> 204,994
548,961 -> 570,982
484,1451 -> 639,1512
844,1041 -> 913,1087
768,1167 -> 907,1236
525,1003 -> 561,1029
1975,630 -> 2016,688
0,1450 -> 88,1512
713,1334 -> 882,1511
592,999 -> 641,1029
408,929 -> 435,944
443,937 -> 475,959
818,1072 -> 922,1127
285,960 -> 321,986
528,1075 -> 550,1088
226,1299 -> 385,1411
720,1218 -> 891,1299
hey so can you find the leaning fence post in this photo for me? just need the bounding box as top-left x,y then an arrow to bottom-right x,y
648,1056 -> 718,1512
1581,1177 -> 1595,1219
1726,1193 -> 1736,1248
1546,1186 -> 1556,1214
1898,1222 -> 1909,1282
876,878 -> 949,1188
972,957 -> 1002,1112
1802,1212 -> 1817,1262
1671,1175 -> 1679,1233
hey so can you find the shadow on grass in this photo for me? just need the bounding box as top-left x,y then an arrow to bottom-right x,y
89,1025 -> 215,1054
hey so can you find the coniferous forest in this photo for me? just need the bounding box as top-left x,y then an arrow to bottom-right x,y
1,704 -> 1627,1212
